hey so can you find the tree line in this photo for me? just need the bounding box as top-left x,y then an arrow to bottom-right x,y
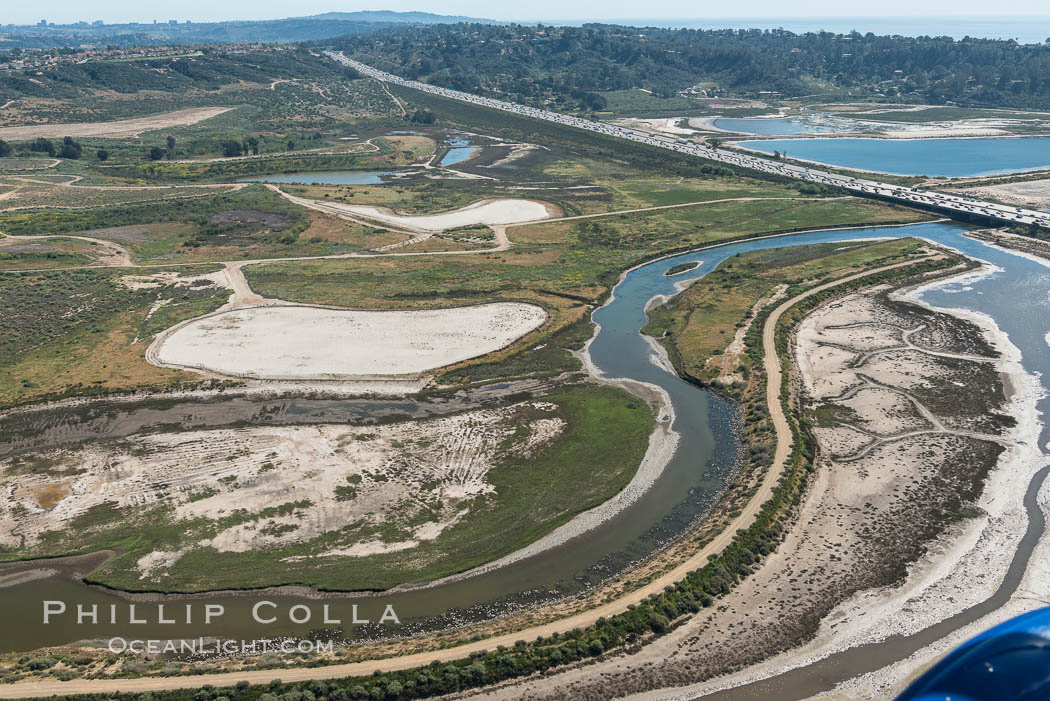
331,23 -> 1050,110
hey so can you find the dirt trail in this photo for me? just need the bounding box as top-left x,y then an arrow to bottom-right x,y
1,173 -> 246,194
377,79 -> 408,117
0,233 -> 132,266
222,261 -> 266,307
0,257 -> 933,700
0,107 -> 233,140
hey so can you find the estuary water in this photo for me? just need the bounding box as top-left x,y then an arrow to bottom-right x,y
742,136 -> 1050,176
4,221 -> 1049,654
439,146 -> 478,166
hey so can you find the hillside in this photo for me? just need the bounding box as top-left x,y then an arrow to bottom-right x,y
333,23 -> 1050,111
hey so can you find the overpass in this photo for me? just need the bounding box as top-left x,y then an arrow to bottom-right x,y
329,52 -> 1050,231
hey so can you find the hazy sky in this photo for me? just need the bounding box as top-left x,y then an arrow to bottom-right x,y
10,0 -> 1049,25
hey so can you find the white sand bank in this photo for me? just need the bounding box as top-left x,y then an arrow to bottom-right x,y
332,198 -> 552,231
148,302 -> 548,380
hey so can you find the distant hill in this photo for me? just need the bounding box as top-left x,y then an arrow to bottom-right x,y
0,11 -> 497,49
303,11 -> 498,24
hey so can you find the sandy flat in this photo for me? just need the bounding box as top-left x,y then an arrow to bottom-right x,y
149,302 -> 547,379
0,403 -> 565,581
961,177 -> 1050,209
334,198 -> 552,231
0,107 -> 233,140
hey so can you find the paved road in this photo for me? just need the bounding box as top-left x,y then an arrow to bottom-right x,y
332,52 -> 1050,231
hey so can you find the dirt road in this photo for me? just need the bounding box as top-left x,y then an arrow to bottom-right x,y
0,233 -> 133,266
0,107 -> 233,140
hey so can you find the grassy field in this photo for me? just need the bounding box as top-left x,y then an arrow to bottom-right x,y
19,383 -> 653,592
0,176 -> 234,210
0,236 -> 109,270
643,238 -> 930,385
282,181 -> 509,216
603,176 -> 800,208
0,266 -> 228,407
593,89 -> 775,119
0,185 -> 405,265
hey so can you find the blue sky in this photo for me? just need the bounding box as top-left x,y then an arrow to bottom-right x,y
10,1 -> 1049,26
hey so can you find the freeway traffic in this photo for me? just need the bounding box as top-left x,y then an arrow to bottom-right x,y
330,52 -> 1050,231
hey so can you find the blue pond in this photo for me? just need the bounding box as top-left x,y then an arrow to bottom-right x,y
742,136 -> 1050,177
439,146 -> 478,166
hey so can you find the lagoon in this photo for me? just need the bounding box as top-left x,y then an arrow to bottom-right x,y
741,136 -> 1050,177
439,146 -> 478,166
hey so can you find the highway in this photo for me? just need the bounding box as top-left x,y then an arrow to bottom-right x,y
330,52 -> 1050,231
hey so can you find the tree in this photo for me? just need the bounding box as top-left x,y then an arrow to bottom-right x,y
580,92 -> 607,111
96,148 -> 109,161
245,135 -> 260,155
165,134 -> 176,159
57,136 -> 82,159
29,137 -> 54,156
221,139 -> 243,158
147,146 -> 165,161
0,139 -> 10,157
410,109 -> 436,124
